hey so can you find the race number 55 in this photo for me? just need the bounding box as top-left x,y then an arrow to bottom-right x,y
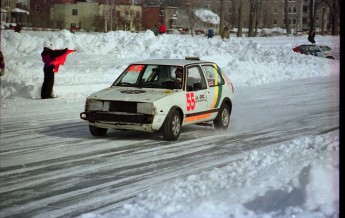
186,93 -> 196,111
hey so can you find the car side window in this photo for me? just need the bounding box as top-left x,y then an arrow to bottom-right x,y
202,65 -> 225,87
309,45 -> 321,53
186,66 -> 207,92
141,65 -> 160,82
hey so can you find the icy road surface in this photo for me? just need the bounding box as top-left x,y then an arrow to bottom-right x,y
0,75 -> 339,217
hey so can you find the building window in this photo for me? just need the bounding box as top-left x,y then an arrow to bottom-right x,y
288,7 -> 297,14
302,17 -> 308,24
36,5 -> 40,12
303,6 -> 308,13
136,11 -> 140,18
274,8 -> 278,14
229,7 -> 233,14
1,13 -> 6,22
72,9 -> 78,16
273,19 -> 277,25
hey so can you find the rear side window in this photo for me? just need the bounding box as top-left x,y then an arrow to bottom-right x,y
186,66 -> 207,92
320,46 -> 331,52
202,65 -> 225,87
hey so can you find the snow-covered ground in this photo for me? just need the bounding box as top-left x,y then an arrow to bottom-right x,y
0,29 -> 339,218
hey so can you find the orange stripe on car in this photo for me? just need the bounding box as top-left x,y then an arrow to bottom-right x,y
184,113 -> 211,122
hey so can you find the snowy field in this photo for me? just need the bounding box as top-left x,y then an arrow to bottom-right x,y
0,30 -> 339,218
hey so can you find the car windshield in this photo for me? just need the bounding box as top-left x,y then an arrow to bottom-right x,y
319,45 -> 332,52
113,64 -> 184,89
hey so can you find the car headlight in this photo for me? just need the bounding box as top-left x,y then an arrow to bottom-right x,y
86,99 -> 103,111
137,102 -> 154,114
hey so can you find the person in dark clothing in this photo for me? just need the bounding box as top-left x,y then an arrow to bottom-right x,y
207,28 -> 214,39
14,23 -> 22,33
0,50 -> 5,76
308,30 -> 315,44
41,41 -> 68,99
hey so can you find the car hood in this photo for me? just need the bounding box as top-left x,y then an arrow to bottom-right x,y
88,86 -> 178,102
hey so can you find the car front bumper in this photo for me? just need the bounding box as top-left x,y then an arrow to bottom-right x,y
80,111 -> 165,132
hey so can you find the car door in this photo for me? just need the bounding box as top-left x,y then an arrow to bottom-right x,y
183,65 -> 210,124
201,64 -> 226,115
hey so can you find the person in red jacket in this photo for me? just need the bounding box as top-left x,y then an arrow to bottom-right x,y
158,23 -> 166,35
41,40 -> 68,99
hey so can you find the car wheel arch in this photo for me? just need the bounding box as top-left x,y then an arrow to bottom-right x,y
161,106 -> 183,140
161,106 -> 184,129
219,98 -> 232,115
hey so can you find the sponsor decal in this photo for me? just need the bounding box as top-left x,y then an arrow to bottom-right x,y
195,94 -> 207,102
128,64 -> 144,72
186,92 -> 196,111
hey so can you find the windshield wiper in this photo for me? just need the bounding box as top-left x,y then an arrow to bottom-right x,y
116,82 -> 136,86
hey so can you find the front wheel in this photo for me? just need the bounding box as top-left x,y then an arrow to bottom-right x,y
213,103 -> 230,129
162,110 -> 181,141
89,125 -> 108,136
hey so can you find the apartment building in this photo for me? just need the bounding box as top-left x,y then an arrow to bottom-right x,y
2,0 -> 333,34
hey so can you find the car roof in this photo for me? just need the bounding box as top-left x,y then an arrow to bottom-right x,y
299,44 -> 328,47
131,58 -> 215,67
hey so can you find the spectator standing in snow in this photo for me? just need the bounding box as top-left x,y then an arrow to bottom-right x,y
41,40 -> 68,99
0,50 -> 5,76
153,24 -> 158,36
207,27 -> 214,39
158,23 -> 166,35
14,23 -> 22,33
221,26 -> 230,40
308,30 -> 315,44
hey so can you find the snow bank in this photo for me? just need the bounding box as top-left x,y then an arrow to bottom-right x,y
0,30 -> 339,99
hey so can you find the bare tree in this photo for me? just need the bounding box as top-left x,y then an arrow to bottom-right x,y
248,0 -> 261,37
99,0 -> 117,32
284,0 -> 291,35
309,0 -> 315,33
181,1 -> 204,37
320,0 -> 339,35
320,7 -> 326,35
237,0 -> 243,37
218,0 -> 226,34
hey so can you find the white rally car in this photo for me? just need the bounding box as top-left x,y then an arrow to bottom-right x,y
80,57 -> 234,140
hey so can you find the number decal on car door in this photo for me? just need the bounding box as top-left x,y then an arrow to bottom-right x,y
186,93 -> 196,111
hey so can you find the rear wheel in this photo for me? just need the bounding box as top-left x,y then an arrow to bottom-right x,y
89,125 -> 108,136
162,110 -> 181,141
213,103 -> 230,129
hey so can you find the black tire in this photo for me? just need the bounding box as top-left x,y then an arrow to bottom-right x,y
89,125 -> 108,136
162,110 -> 181,141
213,103 -> 230,129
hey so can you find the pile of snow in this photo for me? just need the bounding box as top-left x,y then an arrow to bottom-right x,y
81,132 -> 339,218
0,30 -> 339,100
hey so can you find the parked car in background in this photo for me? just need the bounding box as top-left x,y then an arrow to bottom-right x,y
80,57 -> 234,140
292,44 -> 339,60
